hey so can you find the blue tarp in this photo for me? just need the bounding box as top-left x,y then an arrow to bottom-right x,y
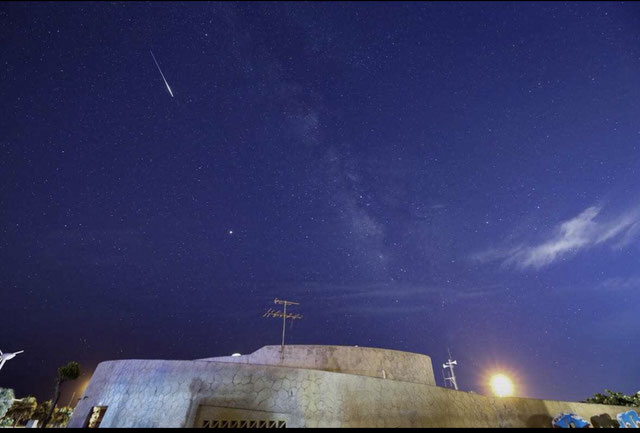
617,410 -> 640,428
552,413 -> 591,428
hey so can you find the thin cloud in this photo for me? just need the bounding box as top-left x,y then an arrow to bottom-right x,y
596,276 -> 640,293
475,205 -> 640,270
289,281 -> 509,317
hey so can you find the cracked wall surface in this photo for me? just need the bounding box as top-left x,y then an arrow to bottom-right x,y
489,396 -> 630,428
66,347 -> 630,428
201,345 -> 436,386
68,358 -> 493,428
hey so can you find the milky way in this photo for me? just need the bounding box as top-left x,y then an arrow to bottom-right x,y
1,2 -> 639,404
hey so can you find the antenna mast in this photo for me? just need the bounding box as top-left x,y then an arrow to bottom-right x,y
262,299 -> 302,352
442,348 -> 459,390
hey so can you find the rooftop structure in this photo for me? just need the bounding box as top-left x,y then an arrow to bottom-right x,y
67,345 -> 631,428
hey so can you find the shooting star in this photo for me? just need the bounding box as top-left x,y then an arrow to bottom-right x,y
150,50 -> 174,98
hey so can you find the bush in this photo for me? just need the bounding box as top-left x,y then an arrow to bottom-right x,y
585,390 -> 640,407
0,388 -> 15,420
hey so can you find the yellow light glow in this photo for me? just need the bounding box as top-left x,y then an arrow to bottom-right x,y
490,373 -> 514,397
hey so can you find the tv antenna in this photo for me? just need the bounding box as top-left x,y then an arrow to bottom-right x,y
442,348 -> 459,390
262,298 -> 302,351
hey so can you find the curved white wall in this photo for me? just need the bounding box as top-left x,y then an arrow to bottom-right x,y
201,345 -> 436,386
67,346 -> 630,428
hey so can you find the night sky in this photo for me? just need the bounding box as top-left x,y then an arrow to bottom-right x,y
1,2 -> 639,405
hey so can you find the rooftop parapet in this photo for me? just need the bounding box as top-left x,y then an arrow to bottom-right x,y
200,345 -> 436,386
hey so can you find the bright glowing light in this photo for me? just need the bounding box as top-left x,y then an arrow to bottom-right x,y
231,353 -> 241,357
490,373 -> 514,397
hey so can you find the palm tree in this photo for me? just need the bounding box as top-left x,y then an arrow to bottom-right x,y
5,395 -> 37,427
51,406 -> 74,428
33,400 -> 51,425
41,362 -> 80,428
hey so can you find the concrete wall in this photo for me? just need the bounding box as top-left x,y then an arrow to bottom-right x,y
202,345 -> 436,386
490,396 -> 628,428
67,358 -> 494,428
66,355 -> 629,428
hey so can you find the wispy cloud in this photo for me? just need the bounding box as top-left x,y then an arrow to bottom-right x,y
596,276 -> 640,293
286,281 -> 509,316
474,205 -> 640,270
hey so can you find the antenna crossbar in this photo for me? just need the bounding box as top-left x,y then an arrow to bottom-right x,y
262,299 -> 302,351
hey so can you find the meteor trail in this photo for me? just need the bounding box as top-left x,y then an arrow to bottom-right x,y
150,50 -> 174,98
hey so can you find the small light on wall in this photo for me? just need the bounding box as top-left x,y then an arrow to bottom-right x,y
231,353 -> 242,357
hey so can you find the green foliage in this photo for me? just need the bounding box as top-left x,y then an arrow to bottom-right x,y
42,361 -> 81,428
585,389 -> 640,407
5,395 -> 36,426
0,388 -> 15,420
33,400 -> 51,423
0,416 -> 14,427
51,406 -> 74,428
58,362 -> 81,382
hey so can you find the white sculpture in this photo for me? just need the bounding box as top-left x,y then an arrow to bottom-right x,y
0,349 -> 23,371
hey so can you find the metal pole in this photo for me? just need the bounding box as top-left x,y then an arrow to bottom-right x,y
443,348 -> 459,391
448,348 -> 458,391
449,362 -> 458,390
281,302 -> 287,350
263,299 -> 301,356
